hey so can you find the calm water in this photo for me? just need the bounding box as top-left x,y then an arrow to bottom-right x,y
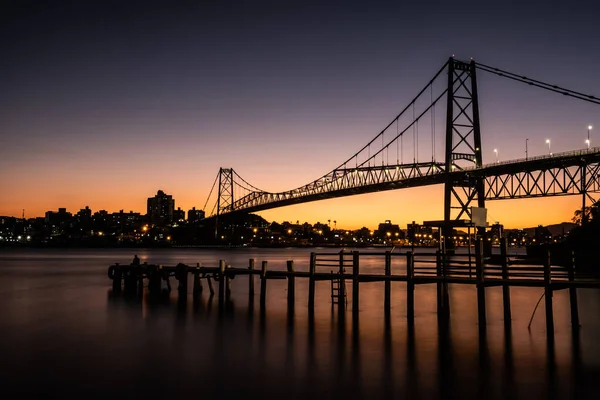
1,247 -> 599,399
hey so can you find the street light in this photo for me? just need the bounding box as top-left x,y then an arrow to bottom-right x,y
526,138 -> 529,160
493,148 -> 498,163
546,139 -> 552,156
587,125 -> 593,149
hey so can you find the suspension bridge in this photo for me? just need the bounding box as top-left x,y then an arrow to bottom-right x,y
203,57 -> 600,236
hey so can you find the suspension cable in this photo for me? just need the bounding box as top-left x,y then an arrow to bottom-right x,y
203,171 -> 220,212
332,60 -> 450,171
476,62 -> 600,105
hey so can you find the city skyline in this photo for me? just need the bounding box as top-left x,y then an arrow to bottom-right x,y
2,1 -> 599,229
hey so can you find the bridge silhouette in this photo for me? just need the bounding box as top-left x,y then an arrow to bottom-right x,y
204,57 -> 600,234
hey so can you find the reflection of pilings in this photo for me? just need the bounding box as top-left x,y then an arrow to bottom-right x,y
285,301 -> 295,378
546,329 -> 557,399
383,307 -> 392,397
477,329 -> 490,399
571,328 -> 583,398
351,309 -> 362,398
543,249 -> 554,340
306,307 -> 317,390
437,322 -> 454,398
335,305 -> 347,389
406,322 -> 417,399
503,324 -> 515,399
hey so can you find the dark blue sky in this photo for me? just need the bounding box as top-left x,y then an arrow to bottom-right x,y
2,0 -> 599,227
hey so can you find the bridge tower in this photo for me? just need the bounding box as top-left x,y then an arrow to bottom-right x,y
443,57 -> 486,248
215,168 -> 234,239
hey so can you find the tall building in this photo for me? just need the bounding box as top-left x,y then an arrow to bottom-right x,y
187,207 -> 205,223
173,207 -> 185,222
147,190 -> 175,226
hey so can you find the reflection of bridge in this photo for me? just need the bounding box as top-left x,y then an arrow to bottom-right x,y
204,57 -> 600,231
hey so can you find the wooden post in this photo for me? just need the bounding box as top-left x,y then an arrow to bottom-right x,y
436,250 -> 443,315
475,238 -> 487,330
177,263 -> 188,296
352,251 -> 359,313
308,252 -> 316,309
544,248 -> 554,338
148,265 -> 161,295
137,266 -> 144,294
205,273 -> 215,296
567,251 -> 579,328
260,261 -> 268,308
193,263 -> 202,298
225,264 -> 232,299
218,260 -> 225,307
500,238 -> 511,325
248,259 -> 255,296
112,264 -> 122,292
406,251 -> 415,322
384,251 -> 391,313
338,251 -> 345,307
287,260 -> 295,308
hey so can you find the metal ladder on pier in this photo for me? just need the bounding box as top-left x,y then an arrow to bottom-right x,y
330,270 -> 347,305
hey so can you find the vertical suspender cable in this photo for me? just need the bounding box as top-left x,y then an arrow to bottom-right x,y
396,119 -> 399,164
413,103 -> 416,163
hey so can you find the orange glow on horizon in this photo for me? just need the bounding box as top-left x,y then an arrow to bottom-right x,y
0,181 -> 581,231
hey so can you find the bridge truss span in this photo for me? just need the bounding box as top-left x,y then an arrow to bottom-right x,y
232,162 -> 446,214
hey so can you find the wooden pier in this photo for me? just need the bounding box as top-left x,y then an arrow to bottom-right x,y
108,238 -> 600,337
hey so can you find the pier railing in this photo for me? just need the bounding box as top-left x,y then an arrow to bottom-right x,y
108,238 -> 599,339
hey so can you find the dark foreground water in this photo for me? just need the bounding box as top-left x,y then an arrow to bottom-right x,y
1,247 -> 599,399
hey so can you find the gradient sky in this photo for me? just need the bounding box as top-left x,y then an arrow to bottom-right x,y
2,0 -> 599,229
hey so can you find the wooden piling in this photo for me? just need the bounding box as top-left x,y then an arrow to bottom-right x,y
436,250 -> 443,315
260,261 -> 268,308
193,263 -> 202,298
308,252 -> 316,310
567,251 -> 579,328
406,251 -> 415,322
177,263 -> 188,296
338,252 -> 345,307
148,265 -> 161,295
500,238 -> 511,325
225,264 -> 232,299
384,251 -> 391,313
352,251 -> 359,313
248,259 -> 255,296
475,239 -> 487,329
137,266 -> 144,294
218,260 -> 225,307
111,264 -> 122,292
543,248 -> 554,337
287,260 -> 295,308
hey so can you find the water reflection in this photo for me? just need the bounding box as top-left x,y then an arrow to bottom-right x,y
97,289 -> 597,399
